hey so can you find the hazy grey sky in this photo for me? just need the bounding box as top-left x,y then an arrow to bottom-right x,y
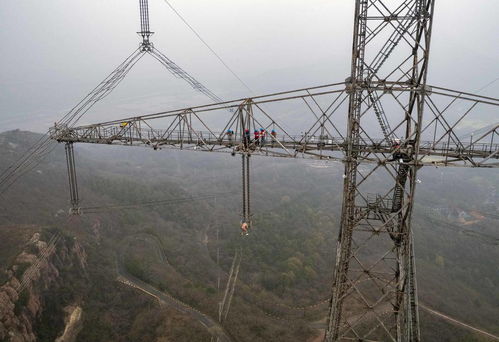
0,0 -> 497,132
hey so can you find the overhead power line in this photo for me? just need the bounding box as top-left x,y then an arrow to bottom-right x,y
162,0 -> 254,95
2,0 -> 255,195
81,192 -> 235,213
475,76 -> 499,93
1,1 -> 232,195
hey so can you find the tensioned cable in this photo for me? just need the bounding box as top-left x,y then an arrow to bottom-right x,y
162,0 -> 254,94
475,76 -> 499,93
0,29 -> 233,193
0,38 -> 222,194
419,204 -> 499,245
0,140 -> 54,192
82,192 -> 235,213
1,47 -> 142,179
0,61 -> 139,192
3,1 -> 248,194
0,49 -> 146,193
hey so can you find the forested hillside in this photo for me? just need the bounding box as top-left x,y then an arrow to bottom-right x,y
0,130 -> 497,341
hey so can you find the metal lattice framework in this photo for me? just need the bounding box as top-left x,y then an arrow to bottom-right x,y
50,84 -> 498,168
47,0 -> 499,341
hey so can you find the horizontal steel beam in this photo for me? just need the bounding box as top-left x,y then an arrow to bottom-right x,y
49,83 -> 499,168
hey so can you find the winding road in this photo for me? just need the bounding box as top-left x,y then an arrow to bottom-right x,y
117,233 -> 499,342
116,233 -> 234,342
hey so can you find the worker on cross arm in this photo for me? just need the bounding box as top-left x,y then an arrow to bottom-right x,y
389,138 -> 410,162
254,129 -> 260,146
227,129 -> 234,145
243,129 -> 250,148
260,128 -> 266,147
271,129 -> 277,146
392,138 -> 401,150
241,221 -> 249,236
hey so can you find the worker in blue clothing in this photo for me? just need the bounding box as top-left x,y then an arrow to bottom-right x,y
227,129 -> 234,145
271,129 -> 277,146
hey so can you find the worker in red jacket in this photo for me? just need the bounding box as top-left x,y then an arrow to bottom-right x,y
260,128 -> 266,147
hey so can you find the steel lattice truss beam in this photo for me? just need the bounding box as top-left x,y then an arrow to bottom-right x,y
50,83 -> 499,169
47,0 -> 499,341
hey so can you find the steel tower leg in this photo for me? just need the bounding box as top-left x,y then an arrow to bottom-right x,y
325,1 -> 435,341
242,153 -> 251,226
239,101 -> 252,228
326,1 -> 366,338
65,142 -> 80,215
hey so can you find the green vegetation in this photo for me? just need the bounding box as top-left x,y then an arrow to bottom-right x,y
13,262 -> 30,279
14,289 -> 29,315
1,131 -> 498,341
124,256 -> 148,282
0,225 -> 38,285
35,289 -> 66,342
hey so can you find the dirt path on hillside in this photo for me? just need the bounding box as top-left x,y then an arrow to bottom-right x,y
117,233 -> 234,342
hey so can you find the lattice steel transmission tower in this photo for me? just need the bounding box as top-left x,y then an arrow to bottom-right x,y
45,0 -> 499,341
326,1 -> 433,340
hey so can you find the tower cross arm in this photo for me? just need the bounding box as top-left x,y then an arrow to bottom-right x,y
48,83 -> 499,168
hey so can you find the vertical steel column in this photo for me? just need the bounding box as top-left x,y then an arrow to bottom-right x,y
239,102 -> 252,228
402,2 -> 435,339
241,153 -> 250,226
65,142 -> 80,215
246,153 -> 251,226
326,0 -> 367,339
242,153 -> 247,222
325,1 -> 435,341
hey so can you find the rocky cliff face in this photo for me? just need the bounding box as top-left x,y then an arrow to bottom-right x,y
55,305 -> 83,342
0,231 -> 87,342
